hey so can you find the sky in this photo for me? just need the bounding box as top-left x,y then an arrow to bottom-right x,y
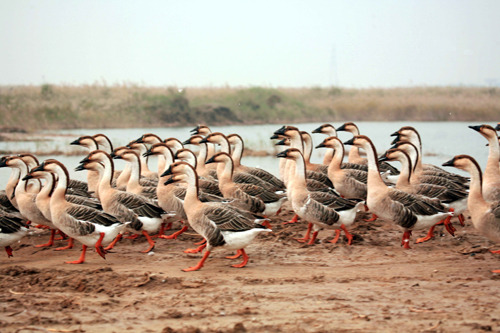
1,0 -> 499,88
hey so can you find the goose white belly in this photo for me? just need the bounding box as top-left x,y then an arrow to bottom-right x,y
412,212 -> 453,230
0,228 -> 28,247
134,216 -> 164,234
263,198 -> 287,216
220,229 -> 271,251
74,223 -> 128,247
337,202 -> 365,227
447,198 -> 468,216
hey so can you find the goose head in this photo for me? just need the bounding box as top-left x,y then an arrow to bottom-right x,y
199,132 -> 227,145
205,152 -> 232,165
0,155 -> 28,171
312,123 -> 336,136
135,133 -> 162,145
32,159 -> 69,179
273,126 -> 300,139
164,138 -> 184,153
80,150 -> 113,165
144,143 -> 172,158
276,148 -> 304,161
92,134 -> 114,153
75,160 -> 104,173
70,136 -> 99,151
468,124 -> 499,141
316,136 -> 342,150
390,126 -> 420,146
183,135 -> 204,146
337,122 -> 360,135
174,148 -> 197,167
161,161 -> 197,183
113,150 -> 140,163
275,138 -> 291,146
227,133 -> 243,146
191,124 -> 212,136
443,154 -> 482,177
18,153 -> 40,170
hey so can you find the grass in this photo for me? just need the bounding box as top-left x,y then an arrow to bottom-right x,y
0,84 -> 499,131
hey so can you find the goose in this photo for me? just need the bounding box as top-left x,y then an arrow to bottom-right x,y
0,190 -> 21,218
134,133 -> 167,173
312,124 -> 337,164
270,134 -> 289,182
162,161 -> 272,271
182,135 -> 218,179
468,125 -> 500,201
113,150 -> 157,199
126,142 -> 159,180
31,159 -> 127,264
0,156 -> 57,247
379,148 -> 467,243
443,155 -> 500,273
276,148 -> 364,245
301,131 -> 329,174
205,152 -> 286,219
79,150 -> 174,252
391,126 -> 468,182
191,124 -> 216,160
337,122 -> 400,177
200,133 -> 279,191
0,211 -> 29,258
70,135 -> 101,193
111,146 -> 157,190
344,135 -> 453,249
174,148 -> 223,197
227,133 -> 286,190
316,136 -> 368,200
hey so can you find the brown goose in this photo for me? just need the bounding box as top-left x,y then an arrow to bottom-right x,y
182,135 -> 218,179
0,210 -> 28,258
70,135 -> 101,193
344,135 -> 452,249
312,124 -> 337,165
190,124 -> 216,160
162,161 -> 271,271
126,142 -> 159,180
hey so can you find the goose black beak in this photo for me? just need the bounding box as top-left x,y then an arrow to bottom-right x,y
164,176 -> 177,186
275,139 -> 287,146
390,131 -> 399,137
273,126 -> 286,135
312,126 -> 323,134
276,151 -> 288,158
182,138 -> 192,145
32,163 -> 45,172
160,165 -> 173,178
134,136 -> 145,144
205,156 -> 216,164
344,138 -> 355,146
190,126 -> 200,134
270,134 -> 280,140
315,142 -> 326,149
70,138 -> 80,145
442,157 -> 455,167
75,164 -> 86,172
378,155 -> 389,163
336,124 -> 346,131
143,149 -> 153,158
495,124 -> 500,131
390,136 -> 400,145
468,125 -> 482,132
174,151 -> 180,159
22,174 -> 33,181
79,156 -> 90,164
199,137 -> 209,144
112,154 -> 121,160
0,159 -> 7,168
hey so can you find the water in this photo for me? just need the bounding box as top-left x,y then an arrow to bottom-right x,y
0,121 -> 494,188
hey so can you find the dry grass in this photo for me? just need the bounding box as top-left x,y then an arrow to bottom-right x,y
1,84 -> 499,131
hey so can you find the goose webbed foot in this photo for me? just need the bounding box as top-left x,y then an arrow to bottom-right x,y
5,246 -> 13,258
141,231 -> 155,253
341,224 -> 353,245
261,220 -> 272,229
124,234 -> 140,240
416,225 -> 436,244
307,231 -> 319,245
294,223 -> 313,243
182,250 -> 211,272
283,214 -> 299,225
492,270 -> 500,273
35,229 -> 56,248
458,214 -> 465,226
104,234 -> 122,251
55,238 -> 74,251
184,243 -> 207,254
159,226 -> 188,240
401,231 -> 412,249
490,249 -> 500,254
35,224 -> 50,229
65,245 -> 87,264
364,214 -> 378,222
231,249 -> 249,268
152,222 -> 173,238
95,232 -> 107,259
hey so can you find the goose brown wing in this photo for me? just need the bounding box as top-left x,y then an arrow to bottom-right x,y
246,167 -> 286,189
303,195 -> 340,226
140,186 -> 158,199
139,178 -> 158,187
0,191 -> 19,214
345,169 -> 368,183
199,179 -> 223,196
491,202 -> 500,219
68,179 -> 88,192
232,172 -> 275,191
0,212 -> 27,233
380,161 -> 400,175
66,195 -> 102,210
231,188 -> 266,213
388,190 -> 444,216
237,184 -> 284,203
420,175 -> 468,190
202,204 -> 260,232
115,192 -> 165,218
306,170 -> 333,188
66,204 -> 121,227
309,192 -> 357,211
341,162 -> 368,171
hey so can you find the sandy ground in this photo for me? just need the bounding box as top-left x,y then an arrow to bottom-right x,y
1,205 -> 500,333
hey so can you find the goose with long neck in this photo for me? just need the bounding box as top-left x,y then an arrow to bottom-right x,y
134,133 -> 166,172
301,131 -> 329,174
127,142 -> 158,180
31,159 -> 126,264
200,133 -> 278,191
0,156 -> 57,246
183,135 -> 218,179
443,155 -> 500,273
18,153 -> 42,193
276,148 -> 364,245
344,135 -> 453,249
114,150 -> 157,199
316,136 -> 367,200
227,133 -> 286,190
469,125 -> 500,202
206,152 -> 285,218
164,138 -> 184,156
391,126 -> 468,182
271,134 -> 289,182
0,209 -> 28,258
70,135 -> 101,193
312,124 -> 337,165
4,164 -> 21,210
174,148 -> 223,197
79,150 -> 174,252
162,161 -> 272,271
191,124 -> 216,161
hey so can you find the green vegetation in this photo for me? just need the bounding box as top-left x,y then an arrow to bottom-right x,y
0,84 -> 499,130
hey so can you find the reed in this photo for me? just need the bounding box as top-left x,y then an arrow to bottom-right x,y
1,84 -> 499,131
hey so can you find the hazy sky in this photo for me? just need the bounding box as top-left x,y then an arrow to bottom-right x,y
1,0 -> 499,87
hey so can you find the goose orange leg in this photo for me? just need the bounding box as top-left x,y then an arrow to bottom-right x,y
104,234 -> 122,251
226,249 -> 242,259
401,231 -> 412,249
364,214 -> 378,222
261,216 -> 272,229
194,238 -> 207,246
54,230 -> 68,241
182,250 -> 211,272
458,214 -> 465,226
124,234 -> 139,240
35,229 -> 56,247
184,242 -> 207,254
231,249 -> 249,268
160,225 -> 188,240
5,246 -> 13,258
490,249 -> 500,254
443,208 -> 456,236
95,232 -> 107,259
141,231 -> 155,253
492,270 -> 500,273
65,245 -> 87,264
329,230 -> 341,244
276,207 -> 282,216
307,231 -> 319,245
295,223 -> 313,243
416,224 -> 439,244
341,224 -> 353,245
283,214 -> 299,225
55,238 -> 74,251
152,222 -> 173,238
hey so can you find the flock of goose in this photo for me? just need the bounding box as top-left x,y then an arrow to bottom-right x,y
0,123 -> 499,273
